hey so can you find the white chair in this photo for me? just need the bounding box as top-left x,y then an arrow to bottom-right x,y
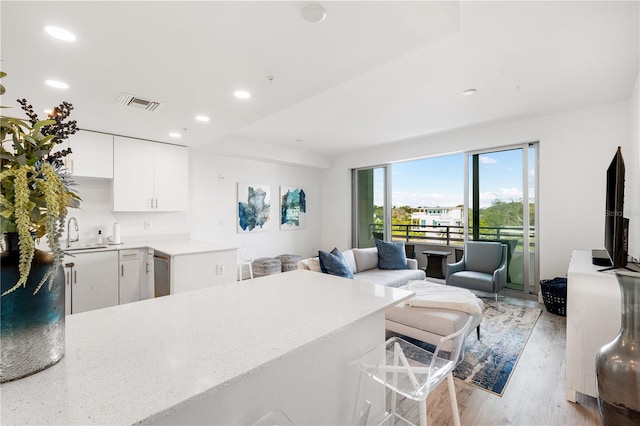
237,244 -> 254,281
351,317 -> 472,426
350,400 -> 371,426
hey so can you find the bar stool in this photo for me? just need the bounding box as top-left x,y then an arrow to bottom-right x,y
350,317 -> 471,426
237,244 -> 254,281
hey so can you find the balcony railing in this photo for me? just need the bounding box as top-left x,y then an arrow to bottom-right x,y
370,223 -> 535,248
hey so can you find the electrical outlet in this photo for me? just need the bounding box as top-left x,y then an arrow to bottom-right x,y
144,220 -> 151,230
216,264 -> 225,275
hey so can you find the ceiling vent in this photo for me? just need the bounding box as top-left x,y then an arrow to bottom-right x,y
116,92 -> 161,111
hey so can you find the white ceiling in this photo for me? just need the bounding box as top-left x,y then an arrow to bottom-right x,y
2,1 -> 638,165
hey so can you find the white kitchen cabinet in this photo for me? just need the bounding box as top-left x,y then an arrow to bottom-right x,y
119,249 -> 141,305
70,251 -> 119,314
153,143 -> 188,211
63,258 -> 73,316
171,249 -> 237,294
112,136 -> 188,212
68,130 -> 114,178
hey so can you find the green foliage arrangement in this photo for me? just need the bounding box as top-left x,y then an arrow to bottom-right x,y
0,71 -> 80,296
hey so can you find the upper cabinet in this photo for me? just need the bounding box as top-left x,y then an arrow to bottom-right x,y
51,130 -> 113,178
112,136 -> 188,212
70,131 -> 114,178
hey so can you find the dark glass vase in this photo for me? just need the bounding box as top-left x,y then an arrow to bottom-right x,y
596,270 -> 640,426
1,232 -> 65,383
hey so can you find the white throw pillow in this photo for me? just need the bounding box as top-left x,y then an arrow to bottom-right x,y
352,247 -> 379,272
308,257 -> 322,272
342,250 -> 358,274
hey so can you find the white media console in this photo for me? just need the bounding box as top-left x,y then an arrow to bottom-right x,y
566,250 -> 622,402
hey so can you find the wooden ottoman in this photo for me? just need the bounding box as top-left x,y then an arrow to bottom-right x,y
385,281 -> 484,347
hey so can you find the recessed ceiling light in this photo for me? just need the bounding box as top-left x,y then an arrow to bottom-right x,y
44,26 -> 76,42
462,88 -> 477,96
45,79 -> 69,89
169,132 -> 182,138
301,4 -> 327,23
233,90 -> 251,99
195,115 -> 210,122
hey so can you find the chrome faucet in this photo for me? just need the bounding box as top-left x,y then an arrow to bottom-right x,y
67,217 -> 79,248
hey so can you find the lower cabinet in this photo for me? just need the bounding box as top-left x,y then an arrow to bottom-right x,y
63,248 -> 236,314
64,249 -> 147,314
172,250 -> 237,294
67,251 -> 119,314
119,249 -> 141,305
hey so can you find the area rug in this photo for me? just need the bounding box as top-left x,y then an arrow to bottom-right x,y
390,299 -> 542,396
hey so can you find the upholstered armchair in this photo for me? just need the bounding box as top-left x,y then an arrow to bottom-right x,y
446,241 -> 508,300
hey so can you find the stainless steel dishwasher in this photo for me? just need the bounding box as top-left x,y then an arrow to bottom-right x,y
153,251 -> 171,297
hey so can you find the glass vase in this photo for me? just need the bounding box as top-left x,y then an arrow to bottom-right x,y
1,232 -> 66,383
596,270 -> 640,426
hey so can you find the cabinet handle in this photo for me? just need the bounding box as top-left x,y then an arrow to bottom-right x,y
155,198 -> 158,209
145,262 -> 150,274
150,198 -> 154,209
74,270 -> 77,284
66,271 -> 70,286
121,264 -> 124,277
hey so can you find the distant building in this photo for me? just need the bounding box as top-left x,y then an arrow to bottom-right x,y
411,206 -> 464,228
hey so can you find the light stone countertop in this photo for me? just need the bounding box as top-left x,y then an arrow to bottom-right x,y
0,270 -> 414,425
64,238 -> 237,256
141,239 -> 238,256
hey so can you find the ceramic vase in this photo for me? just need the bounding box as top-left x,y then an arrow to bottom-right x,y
595,270 -> 640,426
1,233 -> 65,383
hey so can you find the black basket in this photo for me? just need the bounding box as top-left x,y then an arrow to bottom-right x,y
540,277 -> 567,316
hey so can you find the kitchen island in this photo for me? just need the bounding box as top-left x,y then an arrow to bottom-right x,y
1,269 -> 413,425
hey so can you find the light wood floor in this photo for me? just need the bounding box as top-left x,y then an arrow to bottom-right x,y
396,297 -> 601,426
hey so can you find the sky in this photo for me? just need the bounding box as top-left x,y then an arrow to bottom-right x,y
385,148 -> 536,209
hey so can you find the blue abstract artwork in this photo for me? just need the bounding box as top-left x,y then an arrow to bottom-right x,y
237,183 -> 271,233
280,186 -> 307,230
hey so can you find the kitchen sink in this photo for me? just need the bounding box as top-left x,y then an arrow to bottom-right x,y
65,245 -> 109,252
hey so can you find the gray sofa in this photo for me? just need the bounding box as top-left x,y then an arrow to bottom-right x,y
296,247 -> 425,287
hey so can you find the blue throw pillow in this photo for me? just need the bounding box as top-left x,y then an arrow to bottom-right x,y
318,248 -> 354,279
375,239 -> 408,270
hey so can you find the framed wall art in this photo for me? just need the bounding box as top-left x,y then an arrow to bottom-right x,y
237,183 -> 271,233
280,186 -> 307,230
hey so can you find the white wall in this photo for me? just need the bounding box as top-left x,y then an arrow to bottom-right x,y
58,177 -> 189,245
628,71 -> 640,263
57,88 -> 639,277
320,100 -> 633,279
188,152 -> 322,260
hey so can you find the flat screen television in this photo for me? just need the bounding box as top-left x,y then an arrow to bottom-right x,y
603,146 -> 628,270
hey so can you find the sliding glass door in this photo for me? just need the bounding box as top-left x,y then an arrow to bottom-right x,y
350,143 -> 539,297
466,143 -> 538,296
353,166 -> 389,248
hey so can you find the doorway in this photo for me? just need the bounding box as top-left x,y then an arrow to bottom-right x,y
352,166 -> 389,248
466,143 -> 539,296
